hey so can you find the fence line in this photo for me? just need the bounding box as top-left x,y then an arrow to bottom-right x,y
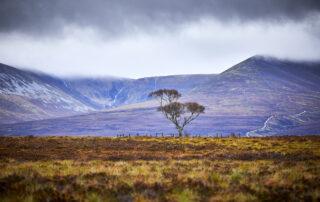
115,133 -> 242,138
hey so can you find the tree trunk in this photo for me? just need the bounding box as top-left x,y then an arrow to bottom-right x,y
177,127 -> 183,137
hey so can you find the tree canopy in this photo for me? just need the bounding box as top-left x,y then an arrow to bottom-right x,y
149,89 -> 205,137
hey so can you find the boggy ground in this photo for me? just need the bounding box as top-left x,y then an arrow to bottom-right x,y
0,136 -> 319,201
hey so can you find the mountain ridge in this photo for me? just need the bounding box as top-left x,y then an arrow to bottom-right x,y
1,56 -> 320,136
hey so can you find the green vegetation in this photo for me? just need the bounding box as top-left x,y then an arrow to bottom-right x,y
0,136 -> 319,201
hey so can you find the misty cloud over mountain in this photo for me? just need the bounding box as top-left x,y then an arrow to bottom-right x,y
1,56 -> 320,136
0,0 -> 319,78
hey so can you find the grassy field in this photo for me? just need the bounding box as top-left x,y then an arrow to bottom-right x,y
0,136 -> 319,201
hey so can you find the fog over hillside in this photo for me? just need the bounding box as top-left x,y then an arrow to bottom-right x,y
1,2 -> 320,202
1,0 -> 320,78
1,55 -> 319,136
1,1 -> 319,136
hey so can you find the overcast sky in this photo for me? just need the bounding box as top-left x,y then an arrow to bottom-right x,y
0,0 -> 320,78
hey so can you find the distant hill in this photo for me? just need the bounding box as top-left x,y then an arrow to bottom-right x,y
0,55 -> 319,136
0,63 -> 98,123
0,63 -> 216,124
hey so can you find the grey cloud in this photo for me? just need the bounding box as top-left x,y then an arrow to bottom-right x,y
0,0 -> 320,36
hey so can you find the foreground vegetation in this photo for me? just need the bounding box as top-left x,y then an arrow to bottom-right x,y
0,136 -> 319,201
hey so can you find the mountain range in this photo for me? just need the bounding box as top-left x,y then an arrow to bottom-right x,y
0,55 -> 320,136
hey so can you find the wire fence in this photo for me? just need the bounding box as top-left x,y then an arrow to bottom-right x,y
115,132 -> 242,138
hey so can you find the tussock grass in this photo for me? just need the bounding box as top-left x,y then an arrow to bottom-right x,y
0,136 -> 319,201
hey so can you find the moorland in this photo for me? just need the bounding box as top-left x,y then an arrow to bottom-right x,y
0,136 -> 319,201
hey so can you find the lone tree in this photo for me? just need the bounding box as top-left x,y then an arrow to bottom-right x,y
149,89 -> 205,137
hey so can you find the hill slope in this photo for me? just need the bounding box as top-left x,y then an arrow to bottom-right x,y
0,56 -> 319,135
0,63 -> 98,123
0,64 -> 216,124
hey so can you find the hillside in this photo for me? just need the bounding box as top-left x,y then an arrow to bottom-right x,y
0,64 -> 216,124
0,63 -> 97,123
0,56 -> 319,136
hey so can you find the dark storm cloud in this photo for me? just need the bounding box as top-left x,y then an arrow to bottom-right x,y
0,0 -> 320,36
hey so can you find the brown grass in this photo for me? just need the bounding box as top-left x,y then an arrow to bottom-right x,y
0,136 -> 319,201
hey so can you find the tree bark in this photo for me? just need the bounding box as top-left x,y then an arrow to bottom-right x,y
177,127 -> 184,137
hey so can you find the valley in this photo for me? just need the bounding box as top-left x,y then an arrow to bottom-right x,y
1,55 -> 320,136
